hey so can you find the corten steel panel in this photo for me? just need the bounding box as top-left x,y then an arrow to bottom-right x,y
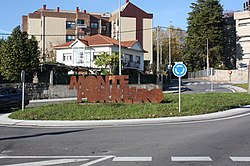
69,75 -> 163,104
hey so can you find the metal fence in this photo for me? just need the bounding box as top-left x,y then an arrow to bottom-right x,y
188,69 -> 209,79
52,74 -> 158,85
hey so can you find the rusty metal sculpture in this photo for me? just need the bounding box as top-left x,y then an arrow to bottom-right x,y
69,75 -> 164,103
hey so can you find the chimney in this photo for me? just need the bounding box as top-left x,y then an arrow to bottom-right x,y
76,7 -> 79,13
57,7 -> 60,13
126,0 -> 129,3
84,10 -> 87,14
43,4 -> 46,10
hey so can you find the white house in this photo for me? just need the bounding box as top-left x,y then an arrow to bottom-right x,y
54,34 -> 145,72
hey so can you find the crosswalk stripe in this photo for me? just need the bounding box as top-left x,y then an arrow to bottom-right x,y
113,157 -> 152,162
171,156 -> 212,162
230,157 -> 250,161
4,159 -> 89,166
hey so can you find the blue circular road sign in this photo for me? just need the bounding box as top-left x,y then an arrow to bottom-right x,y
172,63 -> 187,77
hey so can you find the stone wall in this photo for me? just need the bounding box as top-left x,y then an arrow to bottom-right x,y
190,69 -> 248,83
0,83 -> 50,100
0,83 -> 162,100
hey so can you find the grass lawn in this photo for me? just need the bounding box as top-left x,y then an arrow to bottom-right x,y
234,84 -> 248,90
10,93 -> 250,120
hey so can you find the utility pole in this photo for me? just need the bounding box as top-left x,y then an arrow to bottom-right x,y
156,26 -> 160,84
157,26 -> 160,73
206,38 -> 209,76
168,21 -> 172,82
248,55 -> 250,93
118,0 -> 122,75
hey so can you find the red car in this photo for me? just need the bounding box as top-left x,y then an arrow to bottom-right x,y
0,87 -> 29,110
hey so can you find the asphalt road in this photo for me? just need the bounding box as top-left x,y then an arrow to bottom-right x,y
0,79 -> 246,165
182,79 -> 233,93
1,112 -> 250,166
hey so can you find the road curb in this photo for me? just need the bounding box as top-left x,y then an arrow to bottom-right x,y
1,106 -> 250,127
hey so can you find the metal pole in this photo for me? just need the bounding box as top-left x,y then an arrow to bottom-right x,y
179,77 -> 181,113
157,26 -> 160,73
206,38 -> 209,76
118,0 -> 122,75
210,68 -> 214,92
41,15 -> 45,62
168,21 -> 172,82
248,56 -> 250,93
22,81 -> 24,111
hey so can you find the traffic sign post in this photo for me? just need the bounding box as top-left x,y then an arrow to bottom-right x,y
172,62 -> 187,113
21,70 -> 25,111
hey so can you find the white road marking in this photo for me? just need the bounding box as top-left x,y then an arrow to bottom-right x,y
80,155 -> 114,166
0,155 -> 111,159
171,156 -> 212,162
112,157 -> 152,162
4,159 -> 88,166
230,157 -> 250,161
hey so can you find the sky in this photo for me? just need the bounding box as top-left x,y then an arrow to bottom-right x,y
0,0 -> 246,34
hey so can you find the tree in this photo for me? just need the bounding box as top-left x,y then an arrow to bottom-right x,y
152,26 -> 186,72
184,0 -> 224,71
94,51 -> 119,74
0,26 -> 40,81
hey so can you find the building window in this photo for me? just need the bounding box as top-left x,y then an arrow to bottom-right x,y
66,35 -> 75,42
63,53 -> 72,61
136,56 -> 141,63
93,52 -> 100,60
91,22 -> 98,29
102,25 -> 107,31
239,22 -> 250,27
77,19 -> 85,26
66,21 -> 75,29
125,54 -> 133,62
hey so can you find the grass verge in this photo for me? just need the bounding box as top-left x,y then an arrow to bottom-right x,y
10,93 -> 250,120
234,84 -> 248,90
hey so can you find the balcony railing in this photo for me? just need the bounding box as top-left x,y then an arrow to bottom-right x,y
124,61 -> 140,69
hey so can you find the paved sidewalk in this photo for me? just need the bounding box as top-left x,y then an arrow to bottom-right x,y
0,106 -> 250,127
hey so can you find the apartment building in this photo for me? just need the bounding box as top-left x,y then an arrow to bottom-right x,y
110,1 -> 153,66
22,0 -> 153,68
234,0 -> 250,68
22,5 -> 111,62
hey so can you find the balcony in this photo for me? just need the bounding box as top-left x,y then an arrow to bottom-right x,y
124,61 -> 141,69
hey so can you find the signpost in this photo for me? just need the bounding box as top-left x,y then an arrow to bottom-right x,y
21,70 -> 25,111
210,68 -> 215,92
172,62 -> 187,113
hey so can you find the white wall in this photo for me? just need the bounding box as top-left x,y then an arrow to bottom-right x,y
56,42 -> 144,71
121,17 -> 136,41
143,18 -> 153,62
45,17 -> 66,50
234,11 -> 250,67
28,18 -> 42,48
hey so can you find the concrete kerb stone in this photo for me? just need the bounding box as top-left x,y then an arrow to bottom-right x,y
1,106 -> 250,127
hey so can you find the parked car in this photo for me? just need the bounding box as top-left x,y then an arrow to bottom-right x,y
0,87 -> 29,110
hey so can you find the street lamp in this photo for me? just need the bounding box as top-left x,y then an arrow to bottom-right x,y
206,38 -> 209,76
118,0 -> 122,75
168,21 -> 172,82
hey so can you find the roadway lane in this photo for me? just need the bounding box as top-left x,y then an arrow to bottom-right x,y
1,112 -> 250,165
182,79 -> 233,93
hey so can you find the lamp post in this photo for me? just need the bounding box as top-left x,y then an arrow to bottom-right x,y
168,21 -> 172,82
118,0 -> 122,75
206,38 -> 209,76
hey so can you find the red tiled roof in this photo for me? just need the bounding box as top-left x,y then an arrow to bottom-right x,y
121,40 -> 137,48
82,34 -> 120,46
54,34 -> 138,49
53,41 -> 74,48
